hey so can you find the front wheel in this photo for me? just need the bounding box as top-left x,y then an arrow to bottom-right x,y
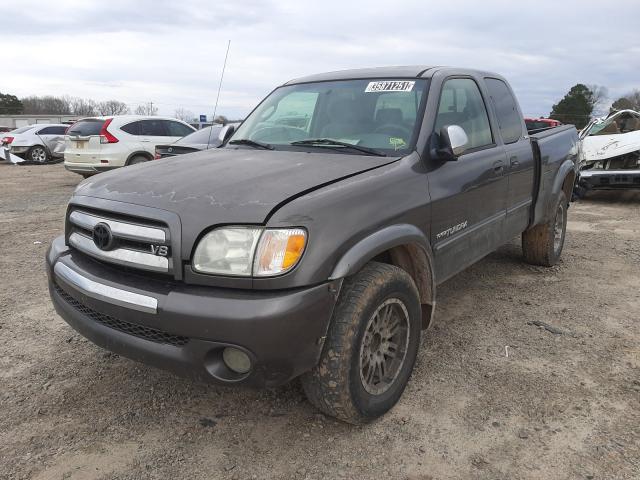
28,146 -> 49,163
301,262 -> 421,424
522,191 -> 568,266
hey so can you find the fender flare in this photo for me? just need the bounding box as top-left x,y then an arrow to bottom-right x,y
329,224 -> 437,327
549,160 -> 577,212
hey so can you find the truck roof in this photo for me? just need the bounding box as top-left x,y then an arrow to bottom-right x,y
284,66 -> 503,85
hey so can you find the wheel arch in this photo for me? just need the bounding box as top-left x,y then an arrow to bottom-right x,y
329,224 -> 436,328
125,150 -> 153,165
550,161 -> 577,212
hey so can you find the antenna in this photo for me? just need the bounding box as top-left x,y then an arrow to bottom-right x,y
207,40 -> 231,149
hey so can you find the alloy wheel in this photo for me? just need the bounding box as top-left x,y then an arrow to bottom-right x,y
359,298 -> 410,395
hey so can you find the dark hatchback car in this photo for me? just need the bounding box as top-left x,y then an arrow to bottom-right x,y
154,124 -> 238,159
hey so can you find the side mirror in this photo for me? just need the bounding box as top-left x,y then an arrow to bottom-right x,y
437,125 -> 469,160
217,124 -> 236,146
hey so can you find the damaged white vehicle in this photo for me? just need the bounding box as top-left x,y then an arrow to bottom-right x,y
1,124 -> 67,163
578,109 -> 640,191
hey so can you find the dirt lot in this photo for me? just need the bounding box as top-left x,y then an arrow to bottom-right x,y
0,163 -> 638,480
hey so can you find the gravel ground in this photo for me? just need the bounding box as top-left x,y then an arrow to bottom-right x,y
1,163 -> 639,480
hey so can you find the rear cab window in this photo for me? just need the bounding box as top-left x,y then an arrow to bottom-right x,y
67,119 -> 104,136
485,78 -> 523,144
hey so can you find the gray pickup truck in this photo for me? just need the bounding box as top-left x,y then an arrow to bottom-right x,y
47,66 -> 579,424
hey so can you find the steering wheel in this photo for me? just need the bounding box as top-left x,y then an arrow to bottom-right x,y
249,125 -> 307,143
373,124 -> 412,138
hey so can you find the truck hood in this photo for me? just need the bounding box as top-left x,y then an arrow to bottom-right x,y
74,148 -> 398,226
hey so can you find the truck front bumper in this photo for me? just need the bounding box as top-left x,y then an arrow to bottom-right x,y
46,236 -> 339,388
579,169 -> 640,189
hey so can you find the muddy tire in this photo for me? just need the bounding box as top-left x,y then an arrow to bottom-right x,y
522,191 -> 568,267
301,262 -> 421,424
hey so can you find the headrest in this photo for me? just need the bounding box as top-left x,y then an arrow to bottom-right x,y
327,99 -> 357,121
376,108 -> 403,125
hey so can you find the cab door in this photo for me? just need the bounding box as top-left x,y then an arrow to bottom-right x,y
485,78 -> 535,238
427,77 -> 508,282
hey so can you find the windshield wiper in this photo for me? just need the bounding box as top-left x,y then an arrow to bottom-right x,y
290,138 -> 386,157
228,138 -> 274,150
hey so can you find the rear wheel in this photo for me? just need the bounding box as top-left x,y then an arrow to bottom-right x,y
128,155 -> 149,165
301,262 -> 421,424
28,146 -> 49,163
522,191 -> 568,266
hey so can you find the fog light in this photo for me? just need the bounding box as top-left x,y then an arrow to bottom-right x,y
222,347 -> 251,374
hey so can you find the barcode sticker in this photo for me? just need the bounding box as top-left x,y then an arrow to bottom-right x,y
365,81 -> 415,93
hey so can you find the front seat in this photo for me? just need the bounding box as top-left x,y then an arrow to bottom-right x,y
375,108 -> 404,126
320,99 -> 359,138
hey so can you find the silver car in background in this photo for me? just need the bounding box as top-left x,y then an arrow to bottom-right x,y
1,124 -> 68,163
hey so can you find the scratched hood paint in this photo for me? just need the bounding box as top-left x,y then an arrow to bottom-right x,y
74,148 -> 397,226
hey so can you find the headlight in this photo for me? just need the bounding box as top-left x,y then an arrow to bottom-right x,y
192,227 -> 262,275
192,227 -> 307,277
253,228 -> 307,276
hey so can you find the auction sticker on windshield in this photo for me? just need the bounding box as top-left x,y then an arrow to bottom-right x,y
365,81 -> 415,93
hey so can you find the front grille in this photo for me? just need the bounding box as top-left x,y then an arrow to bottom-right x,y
67,208 -> 172,275
55,285 -> 189,347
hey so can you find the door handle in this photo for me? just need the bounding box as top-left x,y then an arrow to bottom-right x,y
493,161 -> 504,174
510,156 -> 520,168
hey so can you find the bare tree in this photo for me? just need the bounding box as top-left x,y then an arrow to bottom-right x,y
213,115 -> 228,125
97,100 -> 130,116
623,89 -> 640,110
134,103 -> 158,116
21,95 -> 72,115
587,84 -> 608,115
174,108 -> 194,122
69,97 -> 97,116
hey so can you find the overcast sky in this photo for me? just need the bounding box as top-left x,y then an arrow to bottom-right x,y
3,0 -> 639,119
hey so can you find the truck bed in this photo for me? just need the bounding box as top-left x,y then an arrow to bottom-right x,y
529,125 -> 580,226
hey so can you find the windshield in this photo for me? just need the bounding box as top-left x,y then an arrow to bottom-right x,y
175,125 -> 223,145
230,79 -> 428,155
587,111 -> 640,136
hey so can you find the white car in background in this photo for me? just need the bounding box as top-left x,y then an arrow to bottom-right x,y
1,124 -> 68,162
64,115 -> 196,177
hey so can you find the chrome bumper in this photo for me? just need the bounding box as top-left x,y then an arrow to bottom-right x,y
580,169 -> 640,178
54,262 -> 158,314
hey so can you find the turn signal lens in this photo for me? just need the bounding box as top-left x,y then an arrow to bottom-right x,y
254,228 -> 307,276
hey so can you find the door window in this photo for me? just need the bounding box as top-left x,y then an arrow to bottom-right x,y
435,78 -> 493,150
37,126 -> 66,135
120,121 -> 141,135
485,78 -> 523,144
139,120 -> 167,136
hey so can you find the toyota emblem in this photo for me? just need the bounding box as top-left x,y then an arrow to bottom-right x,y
92,223 -> 114,250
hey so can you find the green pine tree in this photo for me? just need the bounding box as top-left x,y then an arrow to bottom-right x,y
0,93 -> 23,115
549,84 -> 595,129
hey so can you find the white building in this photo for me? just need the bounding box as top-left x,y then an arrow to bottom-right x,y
0,114 -> 80,128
